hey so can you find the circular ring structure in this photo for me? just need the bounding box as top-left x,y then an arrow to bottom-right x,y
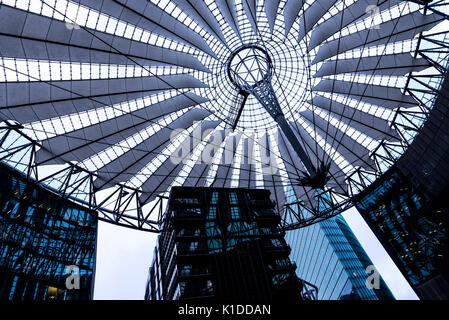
227,45 -> 273,91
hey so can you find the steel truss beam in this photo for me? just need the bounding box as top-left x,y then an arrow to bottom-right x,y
0,125 -> 164,232
281,188 -> 353,230
284,1 -> 449,229
227,45 -> 317,175
397,26 -> 449,144
1,1 -> 448,233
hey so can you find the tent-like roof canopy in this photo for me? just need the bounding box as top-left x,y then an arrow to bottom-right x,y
0,0 -> 448,231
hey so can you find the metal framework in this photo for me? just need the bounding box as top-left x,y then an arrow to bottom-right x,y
0,125 -> 166,231
346,5 -> 449,201
227,44 -> 316,175
0,0 -> 448,232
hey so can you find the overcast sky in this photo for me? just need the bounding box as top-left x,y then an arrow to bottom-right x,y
94,221 -> 158,300
93,206 -> 418,300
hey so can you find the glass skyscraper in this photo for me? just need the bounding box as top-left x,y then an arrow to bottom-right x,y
285,214 -> 394,300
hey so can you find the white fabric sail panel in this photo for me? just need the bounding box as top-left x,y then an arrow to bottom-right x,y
138,120 -> 221,203
112,0 -> 216,57
0,5 -> 210,72
182,162 -> 210,187
216,0 -> 241,38
0,89 -> 180,125
283,0 -> 305,37
314,53 -> 430,77
264,0 -> 280,34
308,0 -> 403,50
312,79 -> 418,109
300,109 -> 376,170
93,108 -> 212,189
35,94 -> 209,165
211,133 -> 242,188
0,34 -> 209,73
171,0 -> 227,45
242,0 -> 258,36
313,11 -> 442,64
297,0 -> 338,42
258,132 -> 286,213
238,135 -> 257,189
309,96 -> 400,141
0,75 -> 208,116
182,130 -> 227,187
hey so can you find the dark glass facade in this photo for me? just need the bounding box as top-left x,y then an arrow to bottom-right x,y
145,187 -> 316,301
355,169 -> 449,299
396,72 -> 449,202
354,71 -> 449,300
0,164 -> 97,300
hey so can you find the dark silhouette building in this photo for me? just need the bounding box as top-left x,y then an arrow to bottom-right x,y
355,72 -> 449,300
145,187 -> 317,301
0,164 -> 97,300
355,168 -> 449,299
